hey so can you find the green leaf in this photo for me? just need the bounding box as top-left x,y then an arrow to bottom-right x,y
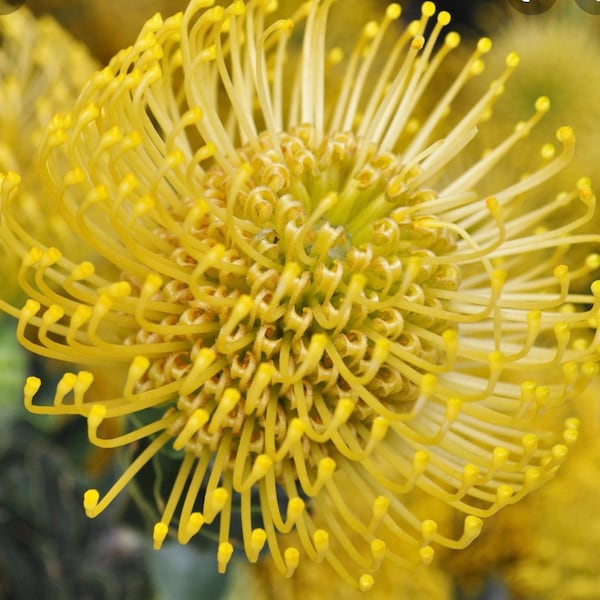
146,541 -> 232,600
0,318 -> 27,422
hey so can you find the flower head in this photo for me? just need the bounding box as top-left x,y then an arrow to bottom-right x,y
2,0 -> 600,590
0,7 -> 95,173
462,4 -> 600,292
501,420 -> 600,600
442,380 -> 600,600
0,6 -> 97,301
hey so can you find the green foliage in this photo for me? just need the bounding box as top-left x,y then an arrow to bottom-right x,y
0,421 -> 152,599
0,318 -> 27,422
146,542 -> 233,600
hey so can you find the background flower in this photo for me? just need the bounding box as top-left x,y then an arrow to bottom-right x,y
441,380 -> 600,600
458,1 -> 600,292
0,5 -> 97,302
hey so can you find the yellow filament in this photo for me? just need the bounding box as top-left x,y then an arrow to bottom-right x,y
83,432 -> 171,517
359,574 -> 375,592
177,452 -> 212,543
283,547 -> 300,577
87,404 -> 177,448
240,454 -> 273,492
247,528 -> 267,563
216,295 -> 253,352
173,409 -> 210,450
179,347 -> 217,396
313,529 -> 329,562
208,388 -> 241,433
204,487 -> 229,523
217,542 -> 234,573
273,418 -> 306,462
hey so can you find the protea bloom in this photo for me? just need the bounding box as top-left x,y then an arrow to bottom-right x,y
1,0 -> 599,591
0,6 -> 97,301
441,379 -> 600,600
465,4 -> 600,294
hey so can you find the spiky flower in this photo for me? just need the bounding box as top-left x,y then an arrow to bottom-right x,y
239,525 -> 454,600
2,0 -> 599,590
0,6 -> 97,301
464,3 -> 600,293
441,380 -> 600,600
500,417 -> 600,600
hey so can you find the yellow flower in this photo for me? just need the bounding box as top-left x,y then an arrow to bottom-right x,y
443,381 -> 600,600
0,6 -> 98,301
1,0 -> 599,590
463,3 -> 600,293
229,550 -> 453,599
501,421 -> 600,600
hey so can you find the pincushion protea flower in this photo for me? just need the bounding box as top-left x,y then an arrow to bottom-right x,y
1,0 -> 599,590
0,6 -> 95,173
0,6 -> 97,302
464,5 -> 600,294
500,417 -> 600,600
441,381 -> 600,600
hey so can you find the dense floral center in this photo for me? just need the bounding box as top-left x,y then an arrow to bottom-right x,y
129,125 -> 460,468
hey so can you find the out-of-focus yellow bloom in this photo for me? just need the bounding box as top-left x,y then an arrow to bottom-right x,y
481,3 -> 600,180
0,6 -> 97,300
0,7 -> 95,173
502,421 -> 600,599
1,0 -> 600,590
229,550 -> 453,599
445,381 -> 600,600
466,3 -> 600,291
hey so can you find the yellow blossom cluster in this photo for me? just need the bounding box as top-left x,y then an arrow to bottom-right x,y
0,0 -> 599,592
0,5 -> 97,301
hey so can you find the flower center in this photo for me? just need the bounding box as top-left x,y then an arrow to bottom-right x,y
131,124 -> 460,468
